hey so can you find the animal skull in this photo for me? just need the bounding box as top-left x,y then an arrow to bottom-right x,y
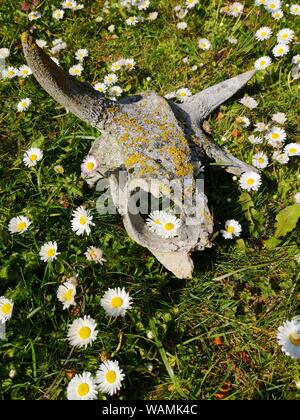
22,33 -> 256,279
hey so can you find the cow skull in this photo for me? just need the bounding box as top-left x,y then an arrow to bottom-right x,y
22,32 -> 256,279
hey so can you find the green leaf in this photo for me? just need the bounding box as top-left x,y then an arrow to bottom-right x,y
274,204 -> 300,238
239,192 -> 265,238
263,237 -> 282,250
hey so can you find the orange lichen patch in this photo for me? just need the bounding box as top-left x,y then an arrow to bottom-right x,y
125,153 -> 142,167
167,147 -> 193,177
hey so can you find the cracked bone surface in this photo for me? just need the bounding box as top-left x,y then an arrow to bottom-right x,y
22,32 -> 257,279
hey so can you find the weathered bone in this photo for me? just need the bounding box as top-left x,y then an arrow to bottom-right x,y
22,33 -> 257,279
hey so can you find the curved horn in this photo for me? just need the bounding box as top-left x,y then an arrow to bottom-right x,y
178,70 -> 256,123
21,32 -> 118,129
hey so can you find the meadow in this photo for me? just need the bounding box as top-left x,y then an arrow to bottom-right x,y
0,0 -> 299,400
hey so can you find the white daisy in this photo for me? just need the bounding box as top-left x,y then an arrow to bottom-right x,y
272,43 -> 289,58
271,9 -> 283,19
108,24 -> 115,33
176,87 -> 192,102
85,246 -> 106,264
156,213 -> 181,238
292,55 -> 300,65
80,155 -> 99,176
138,0 -> 150,10
237,116 -> 251,128
252,152 -> 269,169
54,165 -> 64,174
271,112 -> 286,124
255,27 -> 272,41
71,206 -> 94,236
3,66 -> 18,79
57,282 -> 76,310
176,8 -> 188,19
23,147 -> 43,167
284,143 -> 300,157
74,3 -> 84,10
67,315 -> 98,348
36,39 -> 47,49
8,216 -> 31,235
277,28 -> 294,44
294,193 -> 300,204
146,210 -> 164,233
67,372 -> 98,400
198,38 -> 211,50
0,297 -> 14,324
69,64 -> 83,76
221,219 -> 242,239
28,11 -> 41,21
62,0 -> 77,9
264,0 -> 282,12
101,287 -> 132,318
104,73 -> 118,85
277,318 -> 300,359
239,171 -> 262,191
228,2 -> 244,16
239,96 -> 258,109
75,48 -> 89,62
254,56 -> 272,70
39,241 -> 60,262
254,122 -> 269,132
148,11 -> 158,20
0,48 -> 10,59
123,58 -> 136,71
52,9 -> 65,20
255,0 -> 266,4
18,65 -> 32,78
126,16 -> 138,26
248,134 -> 263,144
94,82 -> 107,93
17,98 -> 32,112
177,22 -> 188,30
111,62 -> 122,72
290,4 -> 300,15
109,85 -> 123,97
96,360 -> 125,396
272,150 -> 289,164
185,0 -> 198,8
265,126 -> 286,147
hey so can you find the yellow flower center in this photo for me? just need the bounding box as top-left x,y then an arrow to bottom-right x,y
289,148 -> 296,154
289,332 -> 300,346
17,221 -> 27,231
258,157 -> 265,164
64,289 -> 73,301
30,154 -> 37,161
154,219 -> 161,225
226,226 -> 235,234
79,215 -> 87,225
8,70 -> 15,76
260,60 -> 266,66
21,102 -> 28,108
105,370 -> 117,384
261,32 -> 266,37
78,326 -> 91,339
278,48 -> 284,54
1,303 -> 12,315
77,383 -> 90,397
282,33 -> 288,39
47,248 -> 56,257
271,133 -> 279,139
22,70 -> 28,74
164,222 -> 174,231
200,43 -> 206,48
111,297 -> 123,308
269,4 -> 275,9
86,162 -> 95,171
246,178 -> 255,186
74,69 -> 80,74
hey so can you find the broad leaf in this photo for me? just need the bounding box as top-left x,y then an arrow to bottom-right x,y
274,204 -> 300,238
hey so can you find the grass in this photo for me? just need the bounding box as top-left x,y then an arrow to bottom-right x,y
0,0 -> 300,400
